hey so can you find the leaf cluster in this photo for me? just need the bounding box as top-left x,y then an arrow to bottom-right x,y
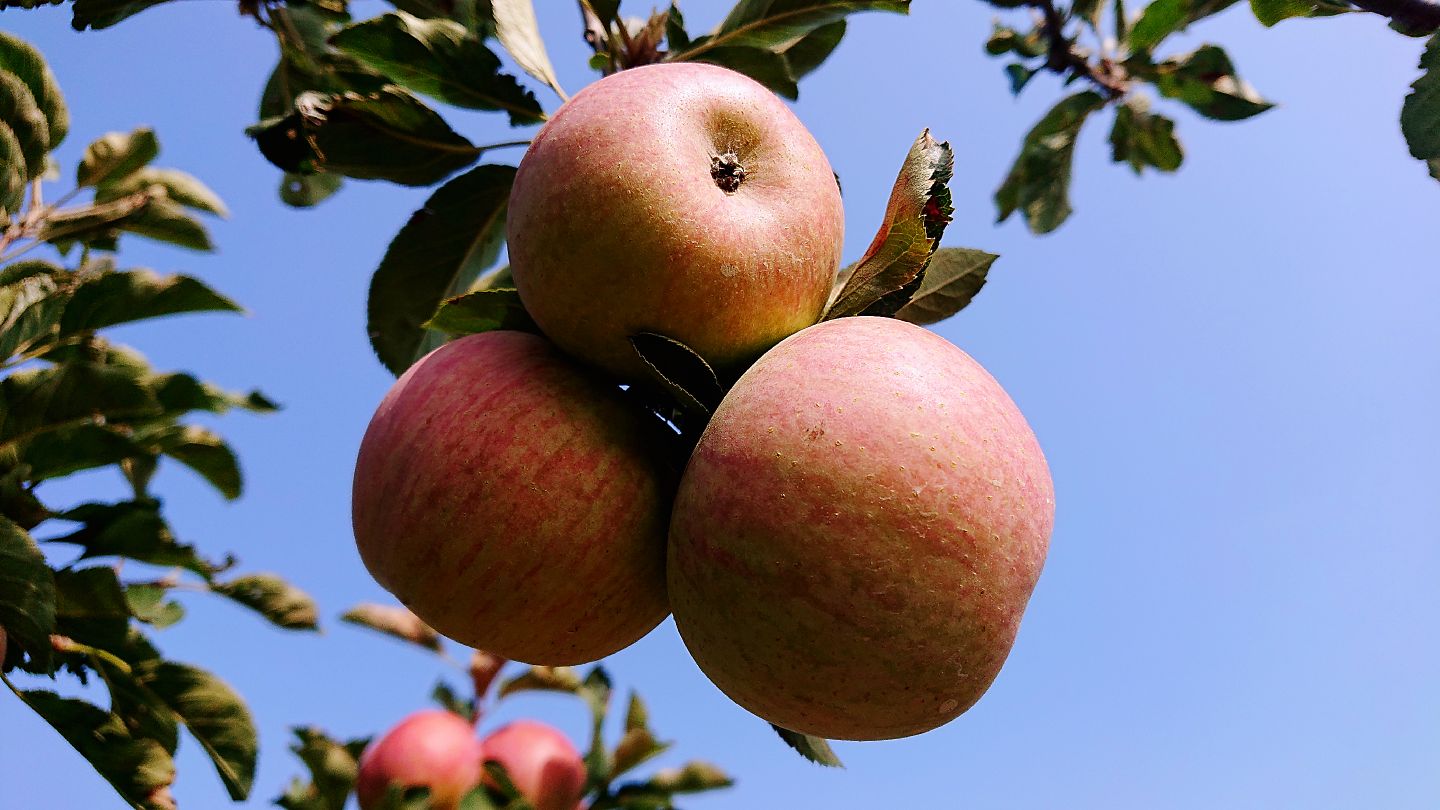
0,34 -> 319,810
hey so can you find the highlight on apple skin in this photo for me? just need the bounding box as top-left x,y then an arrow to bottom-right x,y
480,720 -> 587,810
355,710 -> 483,810
507,61 -> 845,381
351,331 -> 671,666
668,316 -> 1056,741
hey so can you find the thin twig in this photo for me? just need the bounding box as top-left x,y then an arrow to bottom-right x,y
1028,0 -> 1130,97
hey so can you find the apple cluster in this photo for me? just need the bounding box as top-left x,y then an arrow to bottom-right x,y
353,64 -> 1056,743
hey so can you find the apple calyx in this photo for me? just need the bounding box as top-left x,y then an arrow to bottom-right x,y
710,152 -> 746,193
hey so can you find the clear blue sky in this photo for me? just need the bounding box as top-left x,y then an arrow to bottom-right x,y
2,2 -> 1437,807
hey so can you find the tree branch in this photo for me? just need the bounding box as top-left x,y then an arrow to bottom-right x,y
1028,0 -> 1130,97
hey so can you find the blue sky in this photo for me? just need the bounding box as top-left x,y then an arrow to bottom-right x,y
2,1 -> 1438,807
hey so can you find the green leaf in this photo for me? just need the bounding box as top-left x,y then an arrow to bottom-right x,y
432,679 -> 476,719
22,423 -> 144,482
276,727 -> 366,810
332,13 -> 544,124
53,565 -> 130,654
1074,0 -> 1106,29
682,0 -> 909,55
142,661 -> 257,800
70,0 -> 176,30
647,760 -> 735,792
96,168 -> 228,216
770,725 -> 843,767
1402,34 -> 1440,173
0,31 -> 68,149
125,584 -> 185,628
666,2 -> 693,50
629,332 -> 724,417
826,129 -> 953,318
1125,0 -> 1239,52
781,19 -> 846,79
77,127 -> 159,188
610,694 -> 670,780
1005,62 -> 1038,95
492,0 -> 566,98
280,172 -> 344,208
53,500 -> 232,580
1109,95 -> 1184,172
0,123 -> 26,215
893,247 -> 996,326
0,265 -> 65,363
422,287 -> 534,337
36,192 -> 153,247
0,72 -> 51,181
12,690 -> 175,808
212,573 -> 319,631
146,372 -> 277,418
148,425 -> 244,500
1152,44 -> 1273,121
366,164 -> 513,374
995,90 -> 1107,234
0,361 -> 161,444
250,89 -> 480,186
118,197 -> 214,251
0,514 -> 55,668
340,602 -> 442,651
1248,0 -> 1351,24
496,664 -> 582,698
61,269 -> 241,334
985,23 -> 1047,58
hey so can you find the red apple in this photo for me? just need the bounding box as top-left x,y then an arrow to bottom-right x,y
352,331 -> 670,665
668,317 -> 1056,740
480,721 -> 586,810
507,62 -> 845,381
356,710 -> 483,810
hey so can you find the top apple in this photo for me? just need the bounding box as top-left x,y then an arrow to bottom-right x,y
508,62 -> 845,382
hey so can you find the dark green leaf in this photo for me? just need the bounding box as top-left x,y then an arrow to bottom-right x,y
0,123 -> 27,215
36,192 -> 152,247
770,725 -> 843,767
148,425 -> 244,500
692,46 -> 798,98
422,288 -> 535,337
496,664 -> 582,698
1248,0 -> 1351,24
53,565 -> 130,654
1402,34 -> 1440,172
611,726 -> 670,781
679,0 -> 909,56
70,0 -> 176,30
77,127 -> 159,188
985,24 -> 1047,58
492,0 -> 565,97
280,172 -> 344,208
432,679 -> 476,718
666,2 -> 692,50
142,661 -> 257,800
0,266 -> 65,363
13,690 -> 175,807
340,602 -> 442,651
125,584 -> 185,628
1074,0 -> 1105,29
1005,62 -> 1038,95
1151,44 -> 1273,121
366,164 -> 513,374
118,198 -> 213,251
0,361 -> 161,444
1109,96 -> 1184,172
827,129 -> 953,318
648,760 -> 735,792
893,247 -> 996,325
277,727 -> 366,810
782,19 -> 845,79
146,372 -> 277,417
52,500 -> 232,580
0,72 -> 50,181
22,423 -> 143,482
1125,0 -> 1239,52
629,332 -> 724,416
96,168 -> 228,216
0,31 -> 68,148
212,573 -> 319,631
332,13 -> 544,124
61,269 -> 240,334
250,89 -> 480,186
0,514 -> 55,668
995,90 -> 1107,234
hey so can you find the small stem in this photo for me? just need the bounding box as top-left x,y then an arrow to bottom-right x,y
476,139 -> 533,151
1027,0 -> 1130,97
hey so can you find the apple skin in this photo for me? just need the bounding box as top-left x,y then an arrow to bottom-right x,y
356,710 -> 483,810
507,62 -> 845,381
668,316 -> 1055,740
352,331 -> 671,665
480,721 -> 587,810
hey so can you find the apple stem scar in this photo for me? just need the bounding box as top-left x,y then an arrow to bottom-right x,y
711,151 -> 746,193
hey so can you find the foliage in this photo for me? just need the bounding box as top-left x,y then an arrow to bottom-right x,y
279,603 -> 734,810
980,0 -> 1440,232
0,34 -> 317,810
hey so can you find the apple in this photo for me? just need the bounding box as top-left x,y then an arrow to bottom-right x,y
507,62 -> 845,381
352,331 -> 671,665
668,317 -> 1056,740
480,721 -> 587,810
356,710 -> 483,810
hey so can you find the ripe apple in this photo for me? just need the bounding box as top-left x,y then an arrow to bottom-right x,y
356,710 -> 483,810
480,720 -> 587,810
668,317 -> 1056,740
352,331 -> 671,665
507,62 -> 845,381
